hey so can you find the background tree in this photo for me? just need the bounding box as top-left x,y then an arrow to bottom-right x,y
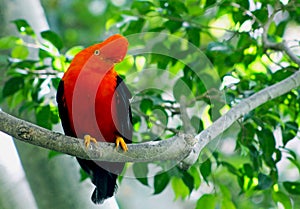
1,0 -> 300,209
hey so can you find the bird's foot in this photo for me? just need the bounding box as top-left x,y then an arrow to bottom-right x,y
115,136 -> 128,152
84,134 -> 98,147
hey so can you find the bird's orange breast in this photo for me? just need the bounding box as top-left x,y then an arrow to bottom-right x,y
62,66 -> 119,143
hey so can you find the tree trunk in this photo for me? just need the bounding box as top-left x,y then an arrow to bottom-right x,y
0,132 -> 38,209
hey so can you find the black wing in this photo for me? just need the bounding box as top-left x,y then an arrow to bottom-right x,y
56,80 -> 75,137
115,75 -> 133,144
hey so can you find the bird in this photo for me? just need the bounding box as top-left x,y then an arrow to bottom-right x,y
56,34 -> 132,204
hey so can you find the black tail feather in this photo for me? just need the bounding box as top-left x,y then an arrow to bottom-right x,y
77,158 -> 122,204
91,188 -> 105,204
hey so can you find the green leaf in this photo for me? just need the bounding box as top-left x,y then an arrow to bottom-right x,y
2,77 -> 25,98
272,191 -> 292,209
123,18 -> 145,36
271,67 -> 294,83
281,121 -> 298,146
18,101 -> 35,114
8,90 -> 25,109
52,55 -> 66,71
65,46 -> 84,59
233,12 -> 250,25
173,77 -> 193,103
187,27 -> 200,47
236,0 -> 249,9
206,41 -> 234,75
79,168 -> 89,182
238,122 -> 255,146
151,53 -> 170,70
253,7 -> 268,23
188,165 -> 201,189
260,110 -> 281,128
131,1 -> 154,14
287,156 -> 300,174
249,145 -> 262,171
221,198 -> 236,209
170,0 -> 188,13
256,173 -> 273,190
179,1 -> 189,13
268,21 -> 276,35
115,55 -> 134,75
275,21 -> 288,36
221,161 -> 240,176
257,128 -> 276,166
132,115 -> 141,132
36,105 -> 52,129
285,148 -> 297,160
12,19 -> 35,37
171,177 -> 190,199
169,60 -> 184,76
41,30 -> 63,50
153,172 -> 170,194
140,98 -> 153,115
133,163 -> 149,186
200,158 -> 212,183
48,150 -> 63,159
11,60 -> 37,69
166,166 -> 182,177
219,184 -> 232,199
186,0 -> 203,16
0,36 -> 22,49
39,49 -> 53,59
283,181 -> 300,195
50,79 -> 60,91
182,171 -> 195,193
50,105 -> 59,124
195,194 -> 217,209
164,20 -> 182,33
205,0 -> 217,8
152,106 -> 168,126
11,45 -> 29,59
191,116 -> 204,133
237,32 -> 254,49
242,163 -> 254,178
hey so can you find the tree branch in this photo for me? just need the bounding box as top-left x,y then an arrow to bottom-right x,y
0,110 -> 197,162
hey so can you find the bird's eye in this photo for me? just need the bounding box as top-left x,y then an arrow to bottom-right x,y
94,50 -> 100,56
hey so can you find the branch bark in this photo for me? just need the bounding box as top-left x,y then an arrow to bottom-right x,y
0,110 -> 197,162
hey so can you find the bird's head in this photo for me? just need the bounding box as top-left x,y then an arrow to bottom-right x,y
90,34 -> 128,64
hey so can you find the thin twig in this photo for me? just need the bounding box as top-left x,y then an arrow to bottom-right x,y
262,4 -> 300,66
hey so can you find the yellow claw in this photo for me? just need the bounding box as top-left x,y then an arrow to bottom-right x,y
84,134 -> 97,148
115,136 -> 128,152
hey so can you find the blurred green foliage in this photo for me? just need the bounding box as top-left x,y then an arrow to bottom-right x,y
1,0 -> 300,208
